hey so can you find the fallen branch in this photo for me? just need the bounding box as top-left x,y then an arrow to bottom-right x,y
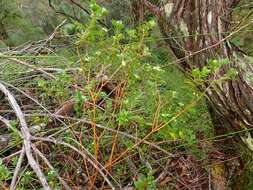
10,146 -> 26,190
0,82 -> 51,190
1,59 -> 84,91
6,58 -> 56,79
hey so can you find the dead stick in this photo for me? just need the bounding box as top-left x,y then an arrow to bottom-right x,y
0,82 -> 51,190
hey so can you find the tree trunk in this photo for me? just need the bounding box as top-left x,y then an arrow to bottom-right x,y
144,0 -> 253,189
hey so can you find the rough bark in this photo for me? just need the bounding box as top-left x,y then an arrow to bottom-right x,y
144,0 -> 253,189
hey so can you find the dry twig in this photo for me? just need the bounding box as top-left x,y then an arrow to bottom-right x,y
0,82 -> 51,190
10,146 -> 26,190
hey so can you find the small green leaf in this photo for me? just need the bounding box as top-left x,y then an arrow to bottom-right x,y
226,68 -> 238,79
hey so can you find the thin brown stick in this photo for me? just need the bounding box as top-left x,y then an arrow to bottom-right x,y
2,150 -> 22,163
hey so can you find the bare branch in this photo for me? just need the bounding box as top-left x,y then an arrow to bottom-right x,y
0,82 -> 51,190
68,0 -> 90,15
10,146 -> 26,190
48,0 -> 108,28
6,58 -> 56,79
2,150 -> 22,163
48,0 -> 83,23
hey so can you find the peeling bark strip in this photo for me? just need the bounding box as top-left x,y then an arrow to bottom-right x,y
145,0 -> 253,189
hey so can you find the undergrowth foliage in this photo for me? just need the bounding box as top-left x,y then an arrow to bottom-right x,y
0,1 -> 213,189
